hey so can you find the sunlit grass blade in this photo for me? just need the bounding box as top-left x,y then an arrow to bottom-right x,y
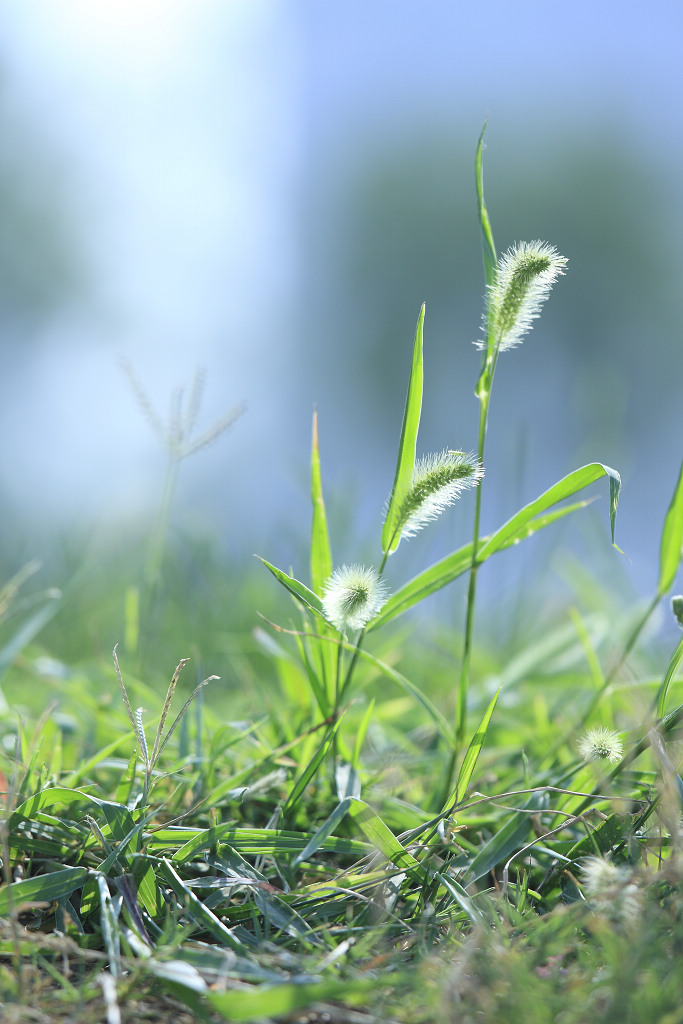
208,978 -> 374,1023
292,796 -> 354,867
382,303 -> 424,554
442,687 -> 501,811
282,720 -> 340,819
148,826 -> 368,858
257,558 -> 325,619
0,866 -> 89,915
370,501 -> 590,629
159,859 -> 250,952
655,633 -> 683,719
348,798 -> 427,878
658,456 -> 683,595
477,462 -> 622,560
353,646 -> 455,745
309,410 -> 338,707
310,409 -> 333,592
348,799 -> 481,924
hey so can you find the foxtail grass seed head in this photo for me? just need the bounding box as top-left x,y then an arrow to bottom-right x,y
393,450 -> 483,541
672,594 -> 683,629
322,564 -> 388,634
478,241 -> 567,353
577,726 -> 623,765
581,857 -> 642,925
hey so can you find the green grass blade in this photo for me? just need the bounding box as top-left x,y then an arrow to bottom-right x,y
310,409 -> 333,592
208,979 -> 374,1023
443,686 -> 501,811
382,304 -> 425,554
655,633 -> 683,719
292,796 -> 354,867
371,501 -> 590,629
148,826 -> 368,858
0,591 -> 61,683
477,463 -> 622,561
658,456 -> 683,595
257,558 -> 324,619
159,859 -> 250,952
0,867 -> 89,914
282,721 -> 340,819
354,646 -> 455,745
348,798 -> 426,877
309,410 -> 338,707
475,121 -> 497,289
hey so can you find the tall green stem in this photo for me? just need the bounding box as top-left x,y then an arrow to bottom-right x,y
457,387 -> 490,742
440,364 -> 494,807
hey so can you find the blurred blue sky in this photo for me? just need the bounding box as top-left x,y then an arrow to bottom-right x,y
1,1 -> 682,608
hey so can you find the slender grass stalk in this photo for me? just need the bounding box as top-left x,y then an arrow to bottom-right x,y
446,137 -> 567,802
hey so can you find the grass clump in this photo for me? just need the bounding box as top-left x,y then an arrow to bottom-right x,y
2,128 -> 683,1024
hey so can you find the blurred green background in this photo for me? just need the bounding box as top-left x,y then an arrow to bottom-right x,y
0,1 -> 681,645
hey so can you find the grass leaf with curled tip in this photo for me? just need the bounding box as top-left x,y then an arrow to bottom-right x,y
370,499 -> 591,629
658,456 -> 683,596
476,462 -> 621,559
382,304 -> 424,554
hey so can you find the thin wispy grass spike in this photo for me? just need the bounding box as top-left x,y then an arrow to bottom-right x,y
135,708 -> 150,768
150,657 -> 190,766
577,726 -> 623,765
155,675 -> 219,761
322,564 -> 388,634
478,240 -> 567,354
391,450 -> 484,542
112,645 -> 137,736
120,359 -> 244,463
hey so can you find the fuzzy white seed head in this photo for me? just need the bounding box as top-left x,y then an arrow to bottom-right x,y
581,857 -> 642,925
577,726 -> 623,765
393,450 -> 484,541
477,240 -> 567,353
322,564 -> 388,634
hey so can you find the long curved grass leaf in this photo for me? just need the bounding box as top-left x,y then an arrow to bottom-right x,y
382,304 -> 424,554
0,866 -> 89,914
199,826 -> 366,857
292,796 -> 354,867
371,501 -> 589,629
208,978 -> 374,1023
477,463 -> 621,561
658,456 -> 683,595
353,646 -> 455,745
